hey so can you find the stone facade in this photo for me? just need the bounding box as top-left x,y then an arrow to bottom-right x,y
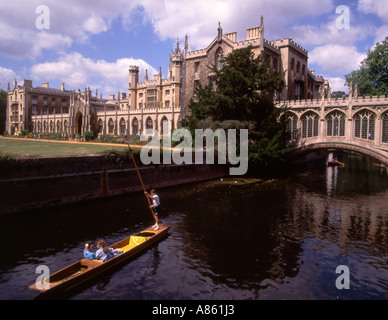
6,16 -> 328,137
276,90 -> 388,163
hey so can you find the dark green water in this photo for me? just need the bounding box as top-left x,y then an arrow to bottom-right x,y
0,151 -> 387,300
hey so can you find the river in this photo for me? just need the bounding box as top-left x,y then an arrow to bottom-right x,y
0,151 -> 387,300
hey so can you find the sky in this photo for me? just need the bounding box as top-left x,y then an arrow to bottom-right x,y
0,0 -> 387,97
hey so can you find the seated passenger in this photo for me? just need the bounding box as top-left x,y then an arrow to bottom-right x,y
95,240 -> 121,262
84,243 -> 96,260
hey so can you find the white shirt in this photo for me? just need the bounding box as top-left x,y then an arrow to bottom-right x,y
152,194 -> 160,207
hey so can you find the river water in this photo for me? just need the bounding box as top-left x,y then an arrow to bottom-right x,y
0,151 -> 387,300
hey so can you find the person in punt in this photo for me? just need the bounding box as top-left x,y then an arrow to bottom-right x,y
95,240 -> 122,262
84,243 -> 96,260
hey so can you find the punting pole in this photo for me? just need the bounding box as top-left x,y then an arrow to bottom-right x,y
127,144 -> 159,229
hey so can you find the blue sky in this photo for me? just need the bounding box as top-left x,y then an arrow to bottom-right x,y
0,0 -> 387,97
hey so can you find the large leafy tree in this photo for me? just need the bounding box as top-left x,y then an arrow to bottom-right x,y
0,89 -> 7,134
345,37 -> 388,96
182,45 -> 288,174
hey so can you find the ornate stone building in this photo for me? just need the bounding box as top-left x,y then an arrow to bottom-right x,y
6,16 -> 328,137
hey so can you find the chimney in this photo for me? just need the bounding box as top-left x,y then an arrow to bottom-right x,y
225,32 -> 237,42
61,83 -> 65,91
42,82 -> 49,88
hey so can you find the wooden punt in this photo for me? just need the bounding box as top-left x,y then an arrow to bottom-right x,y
327,160 -> 345,167
29,224 -> 170,294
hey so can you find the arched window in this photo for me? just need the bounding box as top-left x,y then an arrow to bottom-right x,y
282,112 -> 298,140
119,118 -> 126,135
132,117 -> 139,135
301,112 -> 319,138
215,47 -> 223,70
57,120 -> 62,132
108,118 -> 114,134
160,116 -> 169,135
326,111 -> 345,136
382,112 -> 388,143
354,110 -> 375,140
146,117 -> 153,130
98,119 -> 103,134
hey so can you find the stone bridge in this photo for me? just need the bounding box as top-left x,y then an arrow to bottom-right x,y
275,93 -> 388,165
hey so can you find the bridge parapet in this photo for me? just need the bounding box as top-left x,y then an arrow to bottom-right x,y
276,94 -> 388,164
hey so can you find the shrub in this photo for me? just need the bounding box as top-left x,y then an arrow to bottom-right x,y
83,130 -> 95,141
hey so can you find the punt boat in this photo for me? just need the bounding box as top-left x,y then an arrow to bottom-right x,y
29,224 -> 170,294
327,160 -> 345,167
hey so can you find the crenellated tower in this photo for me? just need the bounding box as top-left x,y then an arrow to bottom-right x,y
128,65 -> 139,109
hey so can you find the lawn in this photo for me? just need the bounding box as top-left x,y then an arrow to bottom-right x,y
0,137 -> 135,158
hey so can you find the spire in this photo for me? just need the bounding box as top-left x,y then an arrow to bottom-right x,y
184,34 -> 188,53
175,37 -> 180,54
217,21 -> 222,41
259,15 -> 264,34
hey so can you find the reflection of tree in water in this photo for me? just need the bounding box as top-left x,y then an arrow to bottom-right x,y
180,183 -> 302,292
176,175 -> 388,296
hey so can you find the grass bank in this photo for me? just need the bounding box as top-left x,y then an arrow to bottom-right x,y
0,137 -> 138,158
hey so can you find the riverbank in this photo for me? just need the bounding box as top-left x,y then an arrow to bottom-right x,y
0,151 -> 228,214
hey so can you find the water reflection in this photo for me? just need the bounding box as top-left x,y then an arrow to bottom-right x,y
0,152 -> 387,299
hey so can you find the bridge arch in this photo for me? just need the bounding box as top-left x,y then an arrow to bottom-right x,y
289,142 -> 388,166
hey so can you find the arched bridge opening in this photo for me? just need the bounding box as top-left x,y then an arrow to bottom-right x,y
288,142 -> 388,166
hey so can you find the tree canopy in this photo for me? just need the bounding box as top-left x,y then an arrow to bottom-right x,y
182,45 -> 288,174
0,89 -> 7,135
345,37 -> 388,96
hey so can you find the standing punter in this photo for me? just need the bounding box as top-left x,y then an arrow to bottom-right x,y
145,189 -> 160,229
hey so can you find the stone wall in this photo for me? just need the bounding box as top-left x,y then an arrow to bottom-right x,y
0,155 -> 228,214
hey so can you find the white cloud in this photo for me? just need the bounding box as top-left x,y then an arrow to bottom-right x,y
358,0 -> 388,22
0,0 -> 136,59
0,66 -> 20,90
138,0 -> 334,49
373,24 -> 388,45
309,44 -> 367,74
29,52 -> 157,97
326,76 -> 348,93
291,17 -> 373,47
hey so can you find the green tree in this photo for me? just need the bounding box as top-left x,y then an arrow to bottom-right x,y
0,89 -> 7,135
345,37 -> 388,96
331,91 -> 347,99
182,45 -> 288,174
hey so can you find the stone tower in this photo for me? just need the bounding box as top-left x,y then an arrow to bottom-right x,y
128,65 -> 139,109
171,38 -> 184,111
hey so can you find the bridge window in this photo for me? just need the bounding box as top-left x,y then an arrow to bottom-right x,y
301,112 -> 319,138
326,112 -> 345,136
382,113 -> 388,143
354,111 -> 375,140
283,113 -> 298,140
